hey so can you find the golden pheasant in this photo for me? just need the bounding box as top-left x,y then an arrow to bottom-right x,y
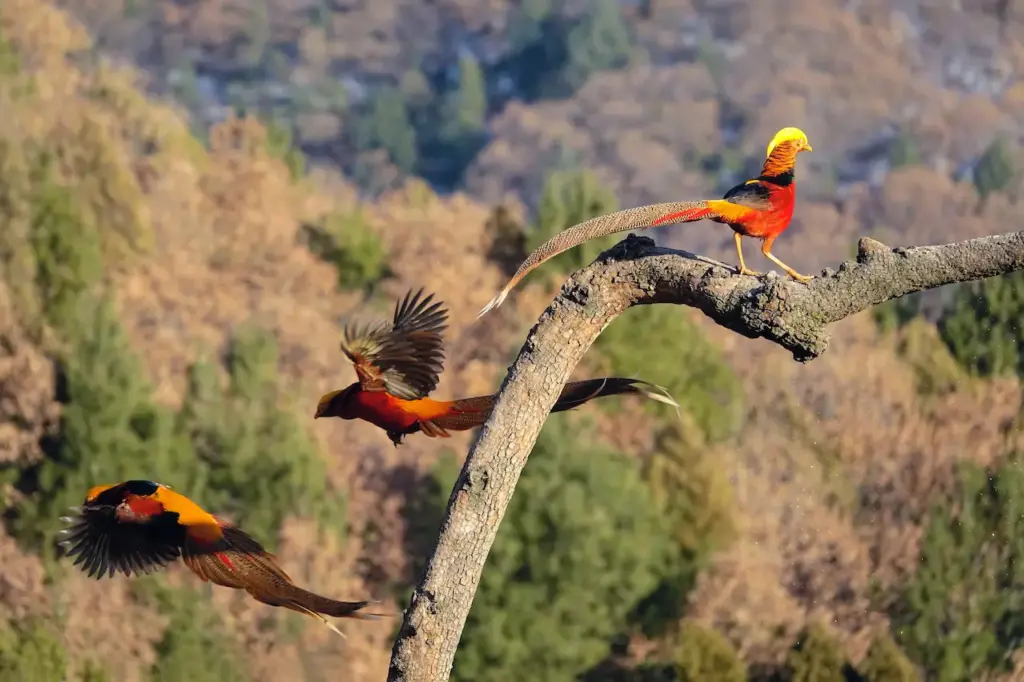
314,287 -> 678,446
59,480 -> 384,638
476,126 -> 815,318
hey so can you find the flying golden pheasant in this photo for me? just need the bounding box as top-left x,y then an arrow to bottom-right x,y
476,126 -> 815,318
314,287 -> 678,445
59,480 -> 383,638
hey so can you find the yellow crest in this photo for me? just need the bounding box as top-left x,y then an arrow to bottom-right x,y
766,127 -> 812,158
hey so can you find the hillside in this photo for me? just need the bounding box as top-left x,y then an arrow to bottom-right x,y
2,1 -> 1024,681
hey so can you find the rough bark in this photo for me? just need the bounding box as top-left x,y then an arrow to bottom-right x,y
386,230 -> 1024,682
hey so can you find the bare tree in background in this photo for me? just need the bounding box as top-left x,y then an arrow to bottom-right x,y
386,230 -> 1024,682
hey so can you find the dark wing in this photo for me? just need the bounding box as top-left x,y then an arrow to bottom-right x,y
339,288 -> 449,400
182,525 -> 384,622
59,505 -> 185,579
182,523 -> 293,590
721,180 -> 773,211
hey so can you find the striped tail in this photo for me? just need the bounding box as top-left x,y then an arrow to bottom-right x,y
430,395 -> 498,433
476,200 -> 711,319
651,202 -> 715,226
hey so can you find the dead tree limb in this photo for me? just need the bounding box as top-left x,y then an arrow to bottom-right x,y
386,230 -> 1024,682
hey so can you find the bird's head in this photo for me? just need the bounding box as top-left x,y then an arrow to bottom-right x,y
766,127 -> 813,158
84,479 -> 161,506
314,384 -> 359,420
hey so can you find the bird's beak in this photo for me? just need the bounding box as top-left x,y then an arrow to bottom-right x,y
803,142 -> 813,152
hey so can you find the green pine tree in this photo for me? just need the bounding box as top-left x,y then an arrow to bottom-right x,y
892,460 -> 1024,681
25,150 -> 103,333
888,131 -> 921,169
631,422 -> 738,635
674,622 -> 746,682
786,623 -> 853,682
508,0 -> 552,51
147,583 -> 247,682
240,0 -> 270,67
973,137 -> 1015,203
13,297 -> 198,550
527,168 -> 619,281
300,208 -> 387,291
593,307 -> 743,442
0,618 -> 67,682
440,53 -> 487,143
448,417 -> 677,682
351,86 -> 418,174
559,0 -> 633,94
938,270 -> 1024,378
859,632 -> 918,682
177,324 -> 346,546
0,25 -> 20,77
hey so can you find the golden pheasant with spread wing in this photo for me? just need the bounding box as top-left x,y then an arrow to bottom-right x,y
477,127 -> 815,318
59,480 -> 383,638
314,287 -> 678,446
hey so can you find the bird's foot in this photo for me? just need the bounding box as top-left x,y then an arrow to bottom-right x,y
787,271 -> 814,284
387,431 -> 405,447
737,266 -> 763,277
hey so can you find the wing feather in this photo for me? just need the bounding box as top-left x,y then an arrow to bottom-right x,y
182,524 -> 383,622
59,501 -> 185,579
721,181 -> 773,212
339,288 -> 449,400
182,523 -> 292,587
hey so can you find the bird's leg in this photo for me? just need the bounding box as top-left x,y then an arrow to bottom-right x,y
761,236 -> 813,283
733,232 -> 762,277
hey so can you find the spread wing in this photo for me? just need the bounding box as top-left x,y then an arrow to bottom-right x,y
59,502 -> 185,579
181,522 -> 292,590
339,288 -> 449,400
182,524 -> 384,622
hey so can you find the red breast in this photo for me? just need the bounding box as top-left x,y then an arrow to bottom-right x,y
739,183 -> 796,239
350,391 -> 420,432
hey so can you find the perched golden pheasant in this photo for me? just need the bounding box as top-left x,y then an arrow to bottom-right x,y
59,480 -> 383,638
315,287 -> 678,445
476,127 -> 815,318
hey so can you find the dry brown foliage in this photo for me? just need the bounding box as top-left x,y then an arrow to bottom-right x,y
3,0 -> 1024,679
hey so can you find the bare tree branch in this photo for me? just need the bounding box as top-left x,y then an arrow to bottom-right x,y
386,229 -> 1024,682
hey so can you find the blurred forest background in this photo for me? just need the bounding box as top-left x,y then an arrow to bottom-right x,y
1,0 -> 1024,680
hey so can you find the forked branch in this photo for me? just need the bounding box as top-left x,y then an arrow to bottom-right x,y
386,230 -> 1024,682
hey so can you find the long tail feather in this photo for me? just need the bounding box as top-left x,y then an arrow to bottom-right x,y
476,200 -> 711,318
285,588 -> 389,621
431,378 -> 680,432
551,378 -> 680,414
651,205 -> 715,226
428,396 -> 497,433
